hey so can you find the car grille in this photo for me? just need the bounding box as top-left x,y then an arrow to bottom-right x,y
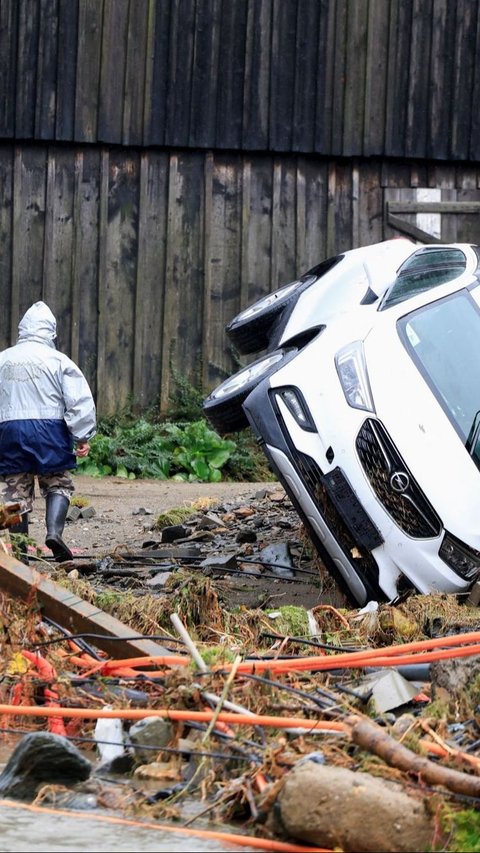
356,419 -> 442,538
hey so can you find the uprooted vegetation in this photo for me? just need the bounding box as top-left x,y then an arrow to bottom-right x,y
2,482 -> 480,851
1,573 -> 480,851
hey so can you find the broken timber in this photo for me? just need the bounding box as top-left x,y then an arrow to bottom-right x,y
0,550 -> 173,660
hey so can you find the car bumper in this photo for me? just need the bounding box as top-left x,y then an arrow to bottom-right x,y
243,376 -> 473,605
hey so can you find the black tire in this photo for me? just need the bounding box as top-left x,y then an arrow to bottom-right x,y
226,279 -> 306,355
203,350 -> 290,435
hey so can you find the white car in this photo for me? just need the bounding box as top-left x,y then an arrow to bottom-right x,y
203,239 -> 480,606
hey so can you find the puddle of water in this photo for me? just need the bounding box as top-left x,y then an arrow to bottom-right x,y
0,803 -> 257,852
0,743 -> 258,852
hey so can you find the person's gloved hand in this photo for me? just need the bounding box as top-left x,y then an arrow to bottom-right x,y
75,441 -> 90,457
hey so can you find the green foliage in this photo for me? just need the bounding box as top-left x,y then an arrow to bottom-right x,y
267,605 -> 310,637
9,532 -> 40,561
153,506 -> 197,530
161,420 -> 235,482
167,369 -> 205,422
221,429 -> 275,482
76,417 -> 236,483
442,809 -> 480,851
76,372 -> 277,483
199,645 -> 236,668
70,494 -> 90,508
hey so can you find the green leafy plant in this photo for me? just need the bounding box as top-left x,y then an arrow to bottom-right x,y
75,418 -> 235,483
74,371 -> 277,483
161,420 -> 235,482
167,368 -> 205,422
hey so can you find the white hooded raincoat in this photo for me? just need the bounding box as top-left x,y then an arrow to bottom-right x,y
0,302 -> 96,474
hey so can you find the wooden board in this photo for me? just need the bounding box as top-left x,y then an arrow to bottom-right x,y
0,549 -> 174,660
74,0 -> 104,142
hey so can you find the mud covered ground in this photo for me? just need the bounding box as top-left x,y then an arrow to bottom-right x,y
28,473 -> 346,611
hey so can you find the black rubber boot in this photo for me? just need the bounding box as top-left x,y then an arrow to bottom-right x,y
9,514 -> 29,565
45,494 -> 73,562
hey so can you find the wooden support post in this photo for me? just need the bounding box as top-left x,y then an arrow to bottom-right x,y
0,550 -> 174,660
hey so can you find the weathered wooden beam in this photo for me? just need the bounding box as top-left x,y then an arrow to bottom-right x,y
388,201 -> 480,214
386,212 -> 443,244
0,550 -> 175,660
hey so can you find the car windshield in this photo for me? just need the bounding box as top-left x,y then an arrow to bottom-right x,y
381,248 -> 467,309
398,290 -> 480,468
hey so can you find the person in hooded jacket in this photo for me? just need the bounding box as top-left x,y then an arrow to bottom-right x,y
0,301 -> 97,562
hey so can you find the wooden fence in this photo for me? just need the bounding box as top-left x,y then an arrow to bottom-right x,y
0,0 -> 479,161
1,1 -> 480,417
1,143 -> 479,416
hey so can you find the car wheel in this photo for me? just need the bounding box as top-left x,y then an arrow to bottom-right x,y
203,349 -> 290,435
226,279 -> 307,354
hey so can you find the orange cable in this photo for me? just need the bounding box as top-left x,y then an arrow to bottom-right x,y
419,739 -> 480,770
21,651 -> 66,737
94,642 -> 480,678
0,703 -> 345,731
88,630 -> 480,677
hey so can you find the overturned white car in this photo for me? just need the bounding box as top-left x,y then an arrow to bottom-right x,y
203,238 -> 480,606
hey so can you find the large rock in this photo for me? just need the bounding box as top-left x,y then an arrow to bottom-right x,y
0,732 -> 91,800
430,655 -> 480,705
128,717 -> 173,763
276,762 -> 434,852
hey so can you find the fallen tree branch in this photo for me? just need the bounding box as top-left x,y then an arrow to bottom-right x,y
345,714 -> 480,798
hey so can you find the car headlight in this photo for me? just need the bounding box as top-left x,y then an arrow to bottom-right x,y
275,387 -> 316,431
439,532 -> 480,581
335,341 -> 376,413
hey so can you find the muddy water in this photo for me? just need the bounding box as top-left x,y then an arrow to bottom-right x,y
0,803 -> 257,851
0,747 -> 256,853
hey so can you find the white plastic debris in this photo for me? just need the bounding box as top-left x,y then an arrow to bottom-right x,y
307,609 -> 321,637
94,706 -> 124,762
356,600 -> 379,615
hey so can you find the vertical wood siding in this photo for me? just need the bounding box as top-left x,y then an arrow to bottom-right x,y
0,143 -> 479,415
1,0 -> 480,160
1,0 -> 479,418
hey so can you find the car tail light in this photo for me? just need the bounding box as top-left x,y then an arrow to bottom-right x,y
439,532 -> 480,581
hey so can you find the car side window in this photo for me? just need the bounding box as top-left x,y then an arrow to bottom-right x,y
380,248 -> 467,309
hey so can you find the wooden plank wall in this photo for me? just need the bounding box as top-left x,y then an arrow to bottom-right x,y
1,143 -> 479,415
0,0 -> 479,161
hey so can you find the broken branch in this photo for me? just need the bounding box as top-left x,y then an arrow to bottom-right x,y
345,714 -> 480,798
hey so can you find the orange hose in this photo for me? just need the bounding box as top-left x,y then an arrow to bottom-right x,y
202,705 -> 236,736
98,654 -> 189,673
271,644 -> 480,672
0,703 -> 345,731
57,651 -> 101,670
0,799 -> 330,852
94,643 -> 480,678
21,652 -> 66,737
254,771 -> 269,792
66,641 -> 101,667
88,630 -> 480,677
419,739 -> 480,770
